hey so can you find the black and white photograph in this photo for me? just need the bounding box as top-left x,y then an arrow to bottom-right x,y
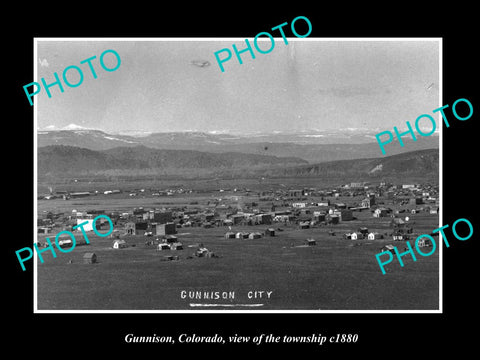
34,38 -> 441,312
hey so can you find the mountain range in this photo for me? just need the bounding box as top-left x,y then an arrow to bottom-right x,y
37,126 -> 439,163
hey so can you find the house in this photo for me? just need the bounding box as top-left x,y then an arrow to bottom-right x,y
306,239 -> 316,246
368,232 -> 383,240
223,219 -> 234,227
392,233 -> 404,241
170,242 -> 183,250
164,235 -> 178,243
328,214 -> 340,224
235,232 -> 249,239
288,189 -> 304,198
225,231 -> 236,239
361,198 -> 372,208
417,237 -> 433,247
76,218 -> 94,232
350,232 -> 359,240
340,209 -> 353,221
373,208 -> 390,218
38,227 -> 51,234
358,227 -> 369,236
231,214 -> 244,225
83,252 -> 97,264
248,232 -> 262,239
134,221 -> 149,235
156,222 -> 177,236
299,221 -> 310,229
367,193 -> 376,206
430,207 -> 439,214
260,214 -> 273,225
292,202 -> 307,208
113,239 -> 127,249
335,203 -> 347,209
391,218 -> 406,228
265,228 -> 275,237
380,244 -> 395,253
157,243 -> 170,251
410,197 -> 423,205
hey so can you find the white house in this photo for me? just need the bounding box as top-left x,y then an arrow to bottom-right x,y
76,218 -> 94,232
113,239 -> 127,249
368,232 -> 383,240
292,202 -> 307,208
350,232 -> 359,240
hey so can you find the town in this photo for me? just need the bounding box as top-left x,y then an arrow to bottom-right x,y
38,181 -> 439,243
35,179 -> 440,310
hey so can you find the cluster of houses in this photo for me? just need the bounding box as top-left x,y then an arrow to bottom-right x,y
37,181 -> 439,250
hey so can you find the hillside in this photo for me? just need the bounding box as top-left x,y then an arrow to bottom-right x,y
37,145 -> 438,182
256,148 -> 439,179
37,145 -> 308,177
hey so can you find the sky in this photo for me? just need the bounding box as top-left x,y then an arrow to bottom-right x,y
36,39 -> 440,135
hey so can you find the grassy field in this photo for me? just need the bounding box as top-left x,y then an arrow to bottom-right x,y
36,206 -> 440,311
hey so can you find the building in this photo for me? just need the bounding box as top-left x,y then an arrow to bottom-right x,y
135,221 -> 149,235
350,232 -> 359,240
231,214 -> 244,225
225,231 -> 236,239
340,209 -> 353,221
157,243 -> 170,251
368,232 -> 383,240
124,222 -> 135,235
410,197 -> 423,205
113,239 -> 127,249
391,218 -> 406,228
76,218 -> 94,232
393,233 -> 404,241
265,228 -> 275,237
380,245 -> 395,253
83,252 -> 97,264
306,239 -> 316,246
288,189 -> 304,198
417,237 -> 433,247
328,214 -> 340,224
248,232 -> 262,239
260,214 -> 272,225
170,242 -> 183,250
155,222 -> 177,236
153,211 -> 173,224
164,235 -> 178,243
235,232 -> 249,239
373,208 -> 390,218
299,221 -> 310,229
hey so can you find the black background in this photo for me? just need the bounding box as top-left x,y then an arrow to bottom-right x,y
6,4 -> 478,356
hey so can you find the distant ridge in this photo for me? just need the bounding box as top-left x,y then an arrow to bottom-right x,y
37,127 -> 439,163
